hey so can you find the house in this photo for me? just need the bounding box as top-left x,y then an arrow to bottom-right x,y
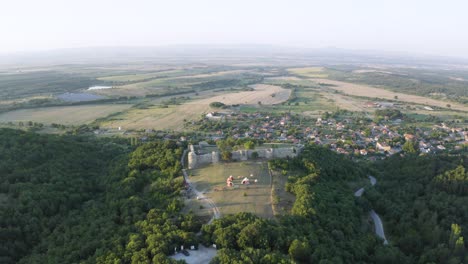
404,133 -> 415,141
364,101 -> 377,108
376,142 -> 391,152
437,145 -> 446,150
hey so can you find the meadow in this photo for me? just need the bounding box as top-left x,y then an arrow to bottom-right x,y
311,78 -> 468,111
0,104 -> 132,125
287,67 -> 329,78
98,84 -> 290,131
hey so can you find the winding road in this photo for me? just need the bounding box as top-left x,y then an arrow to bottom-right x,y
354,175 -> 388,245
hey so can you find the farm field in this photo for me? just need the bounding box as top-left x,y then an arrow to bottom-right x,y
98,84 -> 290,130
240,87 -> 337,115
97,69 -> 182,82
311,79 -> 468,112
0,104 -> 132,125
287,67 -> 329,78
92,70 -> 253,98
188,161 -> 274,218
318,91 -> 368,112
110,70 -> 246,90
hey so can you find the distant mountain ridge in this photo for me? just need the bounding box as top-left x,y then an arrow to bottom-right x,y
1,44 -> 468,68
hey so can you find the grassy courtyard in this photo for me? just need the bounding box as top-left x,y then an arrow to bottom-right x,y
188,161 -> 274,218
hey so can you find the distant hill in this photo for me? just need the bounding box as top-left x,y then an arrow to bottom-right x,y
1,45 -> 468,68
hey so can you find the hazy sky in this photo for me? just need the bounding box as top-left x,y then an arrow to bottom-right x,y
1,0 -> 467,57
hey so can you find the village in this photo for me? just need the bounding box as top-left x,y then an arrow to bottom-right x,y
184,107 -> 467,160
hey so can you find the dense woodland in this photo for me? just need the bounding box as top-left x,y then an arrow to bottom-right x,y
0,129 -> 466,263
367,154 -> 468,264
0,129 -> 194,263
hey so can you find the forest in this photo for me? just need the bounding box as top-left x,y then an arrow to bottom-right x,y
366,154 -> 468,264
0,129 -> 195,263
0,129 -> 466,263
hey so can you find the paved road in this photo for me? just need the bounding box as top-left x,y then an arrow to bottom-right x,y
354,175 -> 388,245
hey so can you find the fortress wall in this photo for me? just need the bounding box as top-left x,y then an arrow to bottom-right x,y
197,153 -> 213,164
272,147 -> 298,158
188,146 -> 302,169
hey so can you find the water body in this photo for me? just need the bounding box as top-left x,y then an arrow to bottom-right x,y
88,85 -> 112,90
57,92 -> 106,102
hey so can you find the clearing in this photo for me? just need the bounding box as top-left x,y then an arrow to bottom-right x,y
188,161 -> 274,219
0,104 -> 132,125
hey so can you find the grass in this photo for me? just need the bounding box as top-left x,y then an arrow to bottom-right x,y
271,170 -> 296,216
0,104 -> 132,125
97,70 -> 183,82
310,79 -> 468,112
287,67 -> 329,78
98,105 -> 188,131
239,88 -> 335,115
97,84 -> 290,131
188,161 -> 274,218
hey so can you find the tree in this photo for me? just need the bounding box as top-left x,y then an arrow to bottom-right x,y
288,239 -> 310,263
221,150 -> 232,161
251,151 -> 259,159
244,141 -> 255,150
402,140 -> 417,154
209,102 -> 226,108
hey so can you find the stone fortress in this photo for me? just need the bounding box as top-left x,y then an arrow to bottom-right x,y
187,142 -> 303,169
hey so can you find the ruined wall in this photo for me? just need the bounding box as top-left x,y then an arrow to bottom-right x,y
231,147 -> 299,161
188,144 -> 302,169
188,144 -> 220,169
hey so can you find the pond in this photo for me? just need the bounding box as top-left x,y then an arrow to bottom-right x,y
57,92 -> 106,102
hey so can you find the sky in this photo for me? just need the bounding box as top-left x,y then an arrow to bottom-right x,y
0,0 -> 467,57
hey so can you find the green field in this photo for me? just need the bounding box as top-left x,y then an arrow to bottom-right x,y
239,88 -> 336,115
188,161 -> 274,218
0,104 -> 132,125
97,70 -> 183,82
287,67 -> 329,78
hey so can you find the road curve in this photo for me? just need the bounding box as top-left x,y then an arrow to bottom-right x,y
354,175 -> 388,245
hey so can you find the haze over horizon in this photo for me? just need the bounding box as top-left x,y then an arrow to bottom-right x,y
1,0 -> 467,58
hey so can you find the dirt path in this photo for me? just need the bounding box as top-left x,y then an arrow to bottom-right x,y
354,175 -> 388,245
182,169 -> 221,223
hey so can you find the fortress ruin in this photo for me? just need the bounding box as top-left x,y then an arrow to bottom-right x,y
187,143 -> 303,169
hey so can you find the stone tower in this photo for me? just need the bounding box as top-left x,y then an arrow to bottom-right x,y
188,145 -> 197,169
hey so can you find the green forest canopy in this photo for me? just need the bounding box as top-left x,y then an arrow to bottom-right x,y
0,129 -> 466,263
